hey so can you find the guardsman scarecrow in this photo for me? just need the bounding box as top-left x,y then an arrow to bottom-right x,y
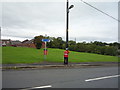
64,48 -> 70,65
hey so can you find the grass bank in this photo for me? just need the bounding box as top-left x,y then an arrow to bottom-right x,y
2,47 -> 119,64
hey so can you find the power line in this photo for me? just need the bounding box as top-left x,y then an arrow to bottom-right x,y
80,0 -> 120,22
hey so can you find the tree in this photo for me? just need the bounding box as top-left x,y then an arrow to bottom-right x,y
50,37 -> 59,48
57,37 -> 64,49
69,44 -> 76,51
34,35 -> 44,49
74,43 -> 86,52
96,46 -> 106,55
47,37 -> 65,49
68,40 -> 76,51
93,41 -> 106,46
105,46 -> 117,56
86,44 -> 97,53
69,40 -> 76,46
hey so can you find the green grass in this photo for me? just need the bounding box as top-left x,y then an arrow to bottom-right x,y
2,46 -> 119,64
0,47 -> 2,63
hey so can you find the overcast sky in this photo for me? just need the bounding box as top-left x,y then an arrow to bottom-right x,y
1,0 -> 119,43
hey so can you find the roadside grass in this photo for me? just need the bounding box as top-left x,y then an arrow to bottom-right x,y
0,47 -> 2,64
2,46 -> 119,64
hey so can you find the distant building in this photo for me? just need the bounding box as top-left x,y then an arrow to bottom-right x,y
2,39 -> 22,47
1,39 -> 45,48
0,39 -> 2,47
20,39 -> 36,48
11,40 -> 21,47
105,45 -> 110,47
21,39 -> 45,48
2,39 -> 12,46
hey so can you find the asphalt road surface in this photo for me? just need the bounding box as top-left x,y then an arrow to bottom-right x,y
2,66 -> 119,89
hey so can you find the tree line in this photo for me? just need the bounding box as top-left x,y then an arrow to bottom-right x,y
34,35 -> 120,56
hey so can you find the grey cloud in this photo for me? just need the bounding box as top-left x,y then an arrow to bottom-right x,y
2,2 -> 65,29
1,1 -> 118,43
70,36 -> 117,43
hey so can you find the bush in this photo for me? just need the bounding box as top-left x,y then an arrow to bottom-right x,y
105,46 -> 117,56
36,43 -> 42,49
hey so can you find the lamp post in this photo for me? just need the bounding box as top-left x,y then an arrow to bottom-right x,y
66,0 -> 74,49
66,0 -> 74,64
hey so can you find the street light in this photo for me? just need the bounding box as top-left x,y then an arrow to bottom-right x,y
69,5 -> 74,9
66,0 -> 74,64
66,0 -> 74,50
66,0 -> 74,49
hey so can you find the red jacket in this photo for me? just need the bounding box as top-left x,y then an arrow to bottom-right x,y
64,50 -> 70,57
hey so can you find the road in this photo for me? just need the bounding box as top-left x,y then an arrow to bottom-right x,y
2,66 -> 119,89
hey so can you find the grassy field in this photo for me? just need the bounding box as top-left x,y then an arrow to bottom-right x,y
2,46 -> 119,64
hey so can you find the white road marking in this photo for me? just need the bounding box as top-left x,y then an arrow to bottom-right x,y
20,85 -> 52,90
31,85 -> 52,89
85,75 -> 120,82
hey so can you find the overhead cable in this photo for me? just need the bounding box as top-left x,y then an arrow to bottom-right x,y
80,0 -> 120,22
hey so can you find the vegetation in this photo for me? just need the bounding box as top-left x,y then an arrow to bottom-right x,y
34,35 -> 120,56
0,47 -> 2,63
45,36 -> 119,56
33,35 -> 120,56
2,47 -> 118,64
34,35 -> 44,49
